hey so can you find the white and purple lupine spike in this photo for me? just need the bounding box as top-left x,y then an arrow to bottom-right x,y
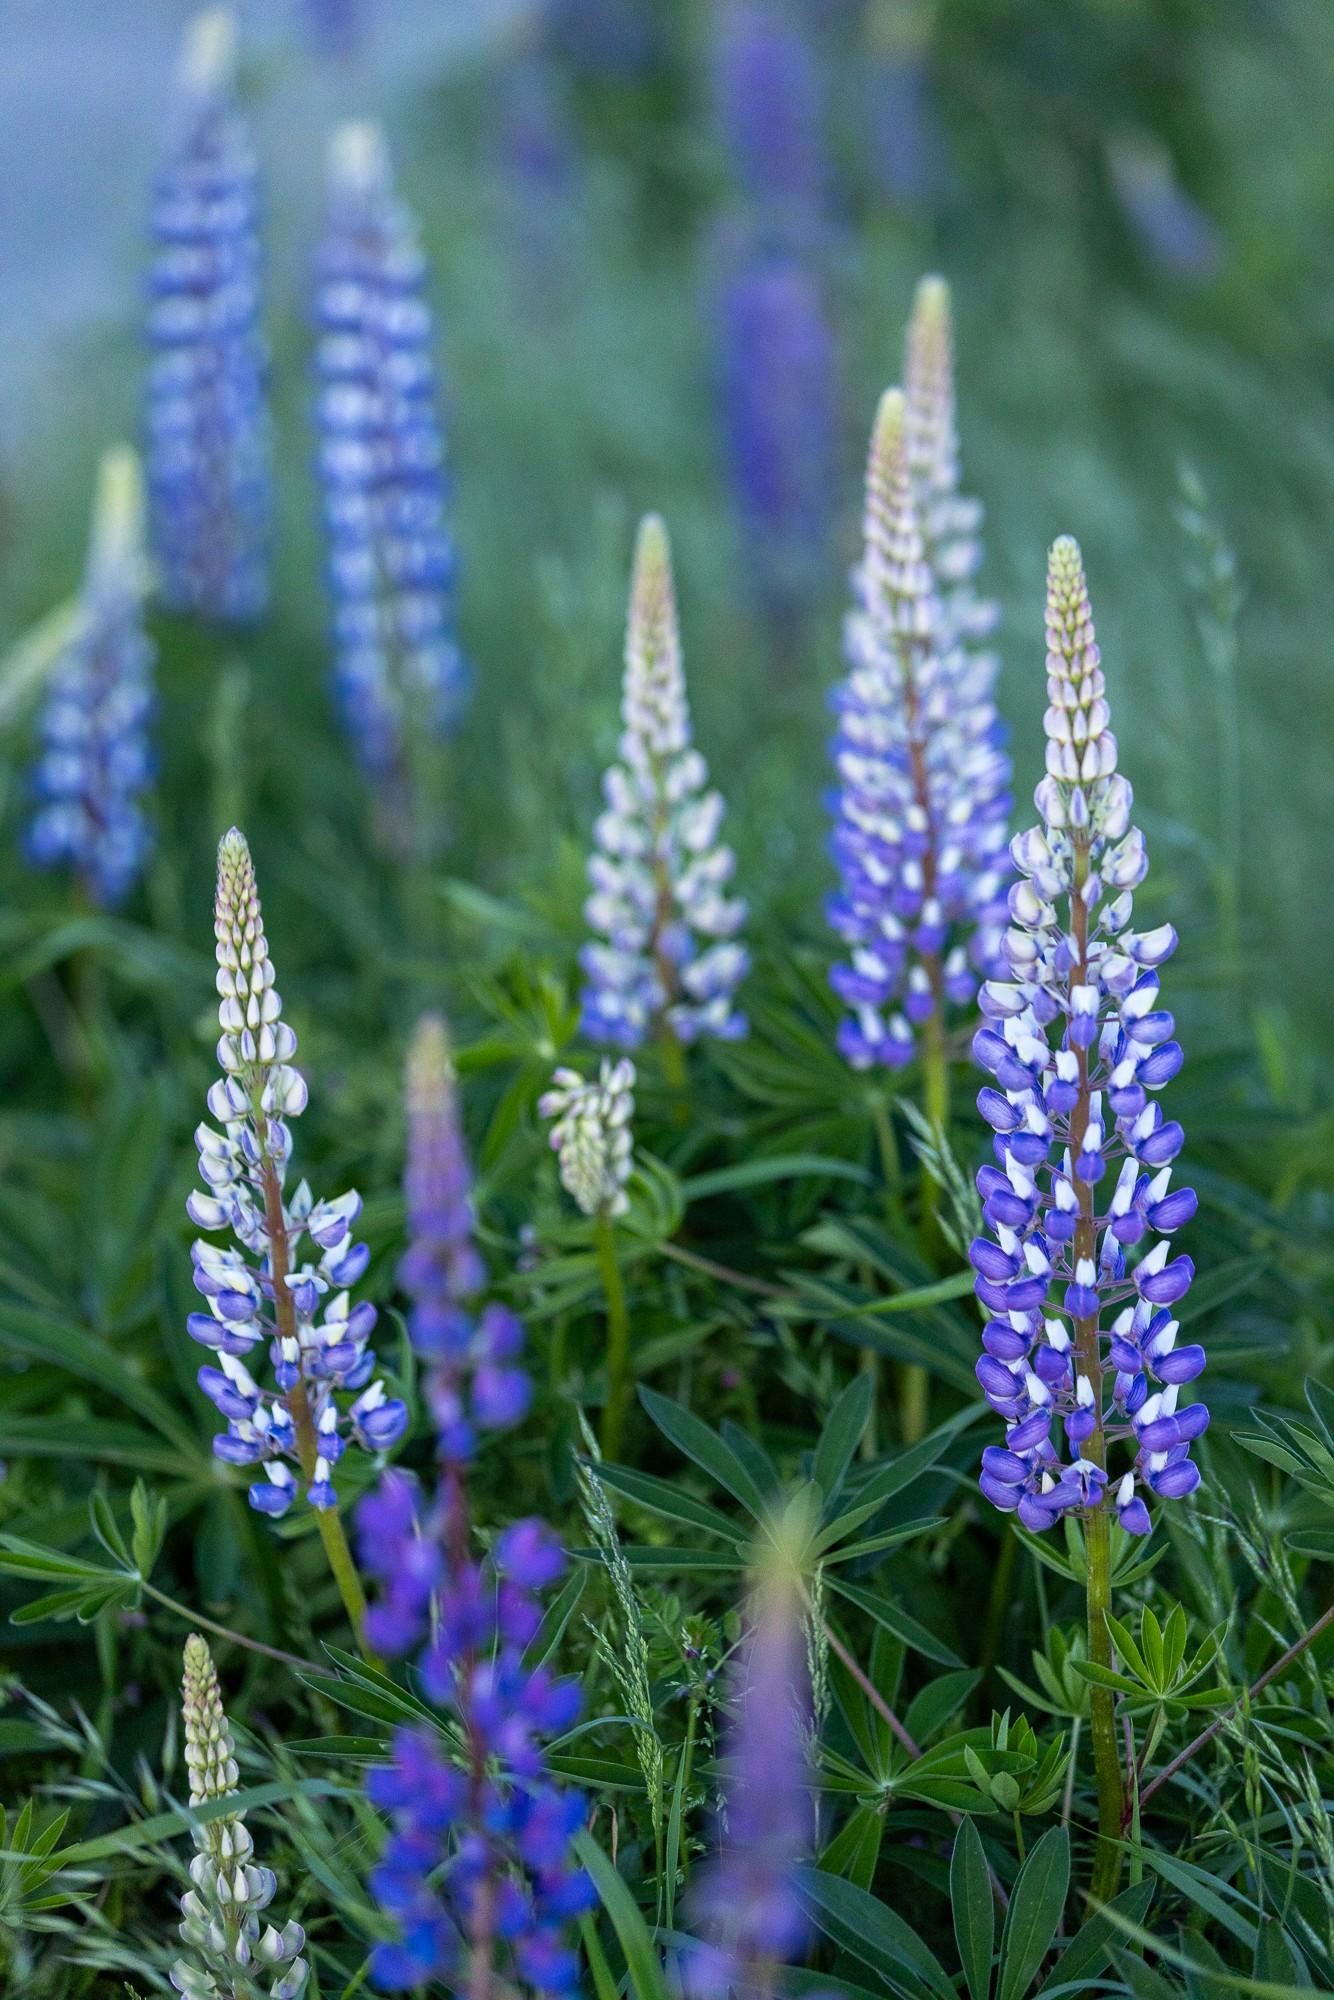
539,1059 -> 636,1219
314,121 -> 466,796
146,8 -> 269,625
579,516 -> 749,1049
971,538 -> 1203,1537
27,448 -> 156,908
827,284 -> 1010,1072
187,828 -> 406,1517
685,1546 -> 814,2000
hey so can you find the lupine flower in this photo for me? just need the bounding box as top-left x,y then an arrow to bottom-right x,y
827,372 -> 1009,1069
171,1634 -> 308,2000
314,120 -> 466,813
715,234 -> 839,627
539,1059 -> 636,1218
685,1543 -> 814,2000
146,7 -> 269,625
302,0 -> 368,57
186,828 -> 406,1517
970,537 -> 1203,1537
27,447 -> 155,908
357,1015 -> 592,1992
579,515 -> 748,1048
714,1 -> 825,225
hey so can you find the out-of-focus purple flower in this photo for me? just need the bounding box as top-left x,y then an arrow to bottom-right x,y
301,0 -> 368,58
27,448 -> 156,909
314,121 -> 466,810
1108,131 -> 1223,284
357,1016 -> 591,1993
146,8 -> 269,625
827,307 -> 1010,1071
715,233 -> 840,628
715,1 -> 825,224
186,829 -> 404,1518
971,538 -> 1203,1536
579,516 -> 748,1049
685,1550 -> 814,1997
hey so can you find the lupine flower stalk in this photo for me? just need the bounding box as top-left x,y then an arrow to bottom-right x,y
540,1059 -> 636,1455
187,828 -> 403,1652
685,1539 -> 814,2000
828,366 -> 1009,1097
172,1635 -> 308,2000
147,8 -> 269,625
357,1016 -> 592,1992
314,121 -> 466,849
970,536 -> 1202,1898
580,515 -> 748,1058
27,447 -> 156,908
714,1 -> 825,227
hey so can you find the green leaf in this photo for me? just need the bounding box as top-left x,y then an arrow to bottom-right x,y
812,1372 -> 874,1505
575,1545 -> 744,1574
679,1155 -> 872,1201
636,1387 -> 771,1515
572,1829 -> 671,2000
1109,1947 -> 1180,2000
129,1479 -> 167,1579
827,1574 -> 963,1668
1137,1849 -> 1259,1950
1036,1879 -> 1154,1995
88,1491 -> 131,1570
997,1825 -> 1069,2000
0,1305 -> 194,1452
795,1866 -> 955,2000
589,1461 -> 746,1542
951,1816 -> 995,2000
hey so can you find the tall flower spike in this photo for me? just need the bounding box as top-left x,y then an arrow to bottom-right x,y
580,516 -> 748,1048
315,121 -> 466,811
172,1635 -> 308,2000
147,8 -> 269,624
186,829 -> 407,1517
27,447 -> 156,907
357,1016 -> 592,1993
685,1536 -> 815,2000
539,1059 -> 636,1218
827,374 -> 1009,1069
971,537 -> 1202,1538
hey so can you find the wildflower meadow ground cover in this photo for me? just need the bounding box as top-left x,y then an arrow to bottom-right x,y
0,3 -> 1331,1997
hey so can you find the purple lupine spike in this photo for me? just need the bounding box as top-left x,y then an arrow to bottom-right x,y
301,0 -> 369,57
970,537 -> 1203,1535
356,1017 -> 592,1993
314,121 -> 467,816
146,8 -> 269,625
685,1546 -> 814,1999
579,516 -> 749,1050
714,1 -> 825,225
187,829 -> 406,1517
27,449 -> 156,908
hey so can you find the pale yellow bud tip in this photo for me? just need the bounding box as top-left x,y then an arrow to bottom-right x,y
330,119 -> 391,197
180,7 -> 237,96
913,274 -> 951,328
407,1012 -> 454,1107
871,385 -> 907,465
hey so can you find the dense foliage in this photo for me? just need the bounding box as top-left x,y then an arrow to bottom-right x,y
0,3 -> 1330,1998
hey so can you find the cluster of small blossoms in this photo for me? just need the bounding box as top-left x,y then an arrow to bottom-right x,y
314,121 -> 466,792
146,8 -> 269,625
971,538 -> 1205,1537
171,1635 -> 307,2000
27,448 -> 156,908
356,1018 -> 592,1992
714,1 -> 825,229
539,1060 -> 636,1219
187,829 -> 407,1517
580,516 -> 748,1048
685,1550 -> 815,2000
827,363 -> 1009,1070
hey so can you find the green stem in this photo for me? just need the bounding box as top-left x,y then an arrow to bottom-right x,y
143,1581 -> 335,1678
899,1006 -> 951,1444
595,1211 -> 631,1459
1085,1502 -> 1124,1900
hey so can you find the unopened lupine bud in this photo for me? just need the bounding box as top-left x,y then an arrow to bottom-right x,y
314,120 -> 466,799
579,517 -> 748,1048
147,8 -> 269,623
828,302 -> 1010,1071
971,541 -> 1202,1535
187,829 -> 406,1515
539,1059 -> 636,1218
172,1636 -> 308,2000
27,448 -> 156,907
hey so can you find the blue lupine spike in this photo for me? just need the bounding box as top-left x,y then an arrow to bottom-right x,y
579,516 -> 749,1050
356,1017 -> 592,1992
314,120 -> 467,805
146,8 -> 269,625
972,539 -> 1202,1537
187,829 -> 407,1516
714,0 -> 825,225
27,448 -> 156,908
